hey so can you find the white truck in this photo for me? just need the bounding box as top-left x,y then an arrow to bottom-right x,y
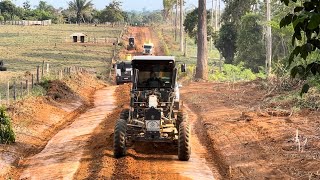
142,43 -> 154,55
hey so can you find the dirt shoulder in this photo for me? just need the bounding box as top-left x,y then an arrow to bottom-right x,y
0,72 -> 105,179
181,81 -> 320,179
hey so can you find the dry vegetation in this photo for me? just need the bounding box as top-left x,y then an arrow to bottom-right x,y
0,24 -> 123,82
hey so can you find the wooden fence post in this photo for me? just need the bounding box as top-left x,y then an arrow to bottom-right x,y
32,74 -> 34,89
26,80 -> 29,96
20,82 -> 23,98
13,81 -> 16,101
7,81 -> 9,104
47,63 -> 50,75
41,60 -> 45,78
36,66 -> 40,84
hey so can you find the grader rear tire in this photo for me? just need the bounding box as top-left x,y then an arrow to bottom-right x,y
114,119 -> 127,158
178,121 -> 191,161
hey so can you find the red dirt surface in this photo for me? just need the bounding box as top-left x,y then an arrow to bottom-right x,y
0,72 -> 105,179
181,81 -> 320,179
2,26 -> 318,180
121,26 -> 163,58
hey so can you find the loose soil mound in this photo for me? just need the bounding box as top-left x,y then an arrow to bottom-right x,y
46,80 -> 77,101
0,72 -> 105,179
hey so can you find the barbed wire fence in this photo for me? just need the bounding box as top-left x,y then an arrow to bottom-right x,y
107,24 -> 128,81
0,24 -> 128,106
0,62 -> 90,106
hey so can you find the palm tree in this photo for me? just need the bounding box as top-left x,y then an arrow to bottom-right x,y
68,0 -> 93,24
162,0 -> 176,22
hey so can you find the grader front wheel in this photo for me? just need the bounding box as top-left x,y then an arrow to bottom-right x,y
178,121 -> 191,161
113,119 -> 127,158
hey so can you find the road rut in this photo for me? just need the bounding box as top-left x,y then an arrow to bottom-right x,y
19,86 -> 116,179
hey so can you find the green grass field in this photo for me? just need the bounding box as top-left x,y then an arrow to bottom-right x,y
0,24 -> 123,81
0,24 -> 124,100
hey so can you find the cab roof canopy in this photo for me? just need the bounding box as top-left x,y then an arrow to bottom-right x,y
132,56 -> 175,61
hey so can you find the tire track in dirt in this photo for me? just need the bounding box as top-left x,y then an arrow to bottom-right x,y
19,86 -> 116,179
73,84 -> 131,179
109,27 -> 218,179
110,104 -> 218,180
73,27 -> 220,179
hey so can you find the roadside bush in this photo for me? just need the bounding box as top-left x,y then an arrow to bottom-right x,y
179,64 -> 196,80
157,31 -> 170,56
209,62 -> 266,82
0,106 -> 15,144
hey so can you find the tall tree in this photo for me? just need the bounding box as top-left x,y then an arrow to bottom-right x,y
195,0 -> 208,80
214,23 -> 237,64
221,0 -> 258,25
100,0 -> 124,26
23,1 -> 31,11
0,0 -> 16,20
266,0 -> 272,77
162,0 -> 175,22
38,1 -> 54,12
68,0 -> 93,24
180,0 -> 184,53
236,13 -> 265,72
184,8 -> 212,43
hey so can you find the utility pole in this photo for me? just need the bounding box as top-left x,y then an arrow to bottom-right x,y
180,0 -> 184,53
175,0 -> 178,42
266,0 -> 272,77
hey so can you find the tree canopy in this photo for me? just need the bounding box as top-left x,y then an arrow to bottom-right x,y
68,0 -> 93,24
280,0 -> 320,94
184,8 -> 213,43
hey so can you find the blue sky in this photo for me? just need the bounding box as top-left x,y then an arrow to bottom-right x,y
12,0 -> 222,11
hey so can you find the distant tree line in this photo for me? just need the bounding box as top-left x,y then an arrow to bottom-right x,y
0,0 -> 163,25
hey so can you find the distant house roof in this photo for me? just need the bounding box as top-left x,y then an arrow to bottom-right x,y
70,33 -> 87,37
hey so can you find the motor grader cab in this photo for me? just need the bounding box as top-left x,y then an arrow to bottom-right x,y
0,60 -> 7,71
113,56 -> 190,161
127,37 -> 136,50
115,61 -> 132,85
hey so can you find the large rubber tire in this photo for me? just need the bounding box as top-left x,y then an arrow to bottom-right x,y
178,121 -> 191,161
114,119 -> 127,158
120,109 -> 130,121
177,111 -> 188,129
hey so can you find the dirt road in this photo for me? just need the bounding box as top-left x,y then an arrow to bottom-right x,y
10,26 -> 320,180
9,27 -> 220,179
19,86 -> 116,179
124,26 -> 164,56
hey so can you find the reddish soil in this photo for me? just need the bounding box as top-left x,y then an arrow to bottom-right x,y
121,26 -> 164,58
2,26 -> 319,180
0,72 -> 105,179
181,81 -> 320,179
